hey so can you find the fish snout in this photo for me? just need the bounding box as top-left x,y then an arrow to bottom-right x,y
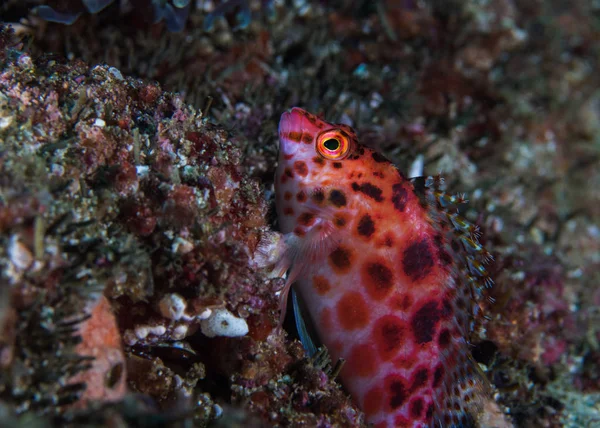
278,107 -> 325,158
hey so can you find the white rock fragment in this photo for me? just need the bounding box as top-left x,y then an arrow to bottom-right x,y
108,66 -> 124,80
151,325 -> 166,336
93,118 -> 106,127
134,324 -> 166,340
135,326 -> 149,339
0,115 -> 13,130
136,165 -> 150,178
8,236 -> 33,271
172,324 -> 189,340
171,236 -> 194,255
200,308 -> 248,338
196,308 -> 212,320
158,293 -> 187,320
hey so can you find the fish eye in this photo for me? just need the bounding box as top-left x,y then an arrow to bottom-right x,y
323,139 -> 340,151
316,129 -> 351,160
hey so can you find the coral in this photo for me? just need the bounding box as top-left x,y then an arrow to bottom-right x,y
0,21 -> 363,427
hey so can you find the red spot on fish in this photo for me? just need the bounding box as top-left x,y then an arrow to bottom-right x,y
296,191 -> 307,203
283,191 -> 292,201
328,189 -> 347,207
411,300 -> 442,344
333,213 -> 348,228
336,292 -> 369,330
283,207 -> 294,216
402,238 -> 434,281
438,328 -> 452,348
357,213 -> 375,238
332,162 -> 343,169
374,315 -> 405,360
426,403 -> 434,419
328,246 -> 354,274
283,153 -> 293,160
434,234 -> 453,266
441,298 -> 454,318
293,160 -> 308,176
409,397 -> 425,418
351,181 -> 384,202
293,226 -> 305,237
410,367 -> 429,392
313,275 -> 331,295
432,364 -> 444,388
345,343 -> 379,377
284,167 -> 294,178
302,132 -> 313,144
287,131 -> 302,142
391,183 -> 408,212
298,212 -> 316,226
312,189 -> 325,204
362,261 -> 394,300
385,375 -> 408,410
363,387 -> 384,416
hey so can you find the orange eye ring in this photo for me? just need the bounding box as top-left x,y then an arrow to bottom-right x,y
316,129 -> 351,160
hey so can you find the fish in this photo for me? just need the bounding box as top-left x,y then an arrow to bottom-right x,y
274,107 -> 497,427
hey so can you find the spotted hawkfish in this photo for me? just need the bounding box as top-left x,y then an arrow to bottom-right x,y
274,108 -> 497,427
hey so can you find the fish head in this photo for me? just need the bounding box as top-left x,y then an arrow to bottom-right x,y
276,108 -> 361,227
275,107 -> 398,234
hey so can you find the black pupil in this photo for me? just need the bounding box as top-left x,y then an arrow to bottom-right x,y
323,139 -> 340,151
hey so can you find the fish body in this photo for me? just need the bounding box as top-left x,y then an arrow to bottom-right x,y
275,108 -> 492,427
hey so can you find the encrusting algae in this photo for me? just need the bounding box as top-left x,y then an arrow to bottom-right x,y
0,22 -> 363,427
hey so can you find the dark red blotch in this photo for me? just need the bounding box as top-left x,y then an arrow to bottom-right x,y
293,160 -> 308,176
363,262 -> 394,300
374,315 -> 405,359
357,214 -> 375,237
432,364 -> 444,388
402,238 -> 434,281
392,183 -> 408,212
351,182 -> 384,202
329,189 -> 347,207
389,379 -> 407,409
411,300 -> 442,344
410,397 -> 425,418
410,367 -> 429,392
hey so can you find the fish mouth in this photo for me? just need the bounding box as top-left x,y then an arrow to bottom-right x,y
278,108 -> 305,156
278,110 -> 292,135
277,111 -> 292,156
279,108 -> 303,134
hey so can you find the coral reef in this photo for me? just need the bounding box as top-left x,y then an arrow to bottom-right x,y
0,0 -> 599,426
0,23 -> 360,426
